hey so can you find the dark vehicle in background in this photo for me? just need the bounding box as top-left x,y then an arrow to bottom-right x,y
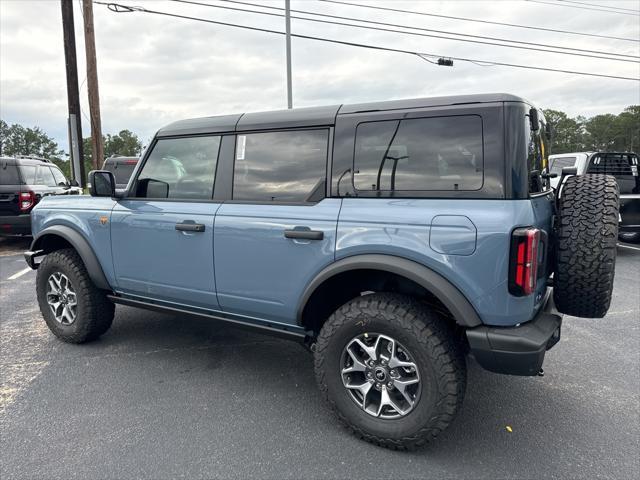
549,151 -> 639,243
0,156 -> 81,235
102,156 -> 139,189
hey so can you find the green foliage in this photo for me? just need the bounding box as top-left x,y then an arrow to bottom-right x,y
0,119 -> 63,158
544,106 -> 639,154
83,129 -> 142,170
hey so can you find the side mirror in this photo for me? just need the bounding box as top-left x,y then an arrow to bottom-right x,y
69,179 -> 79,187
88,170 -> 115,197
561,166 -> 578,176
529,107 -> 540,132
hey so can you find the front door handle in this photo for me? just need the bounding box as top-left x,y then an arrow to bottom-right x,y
175,222 -> 205,232
284,228 -> 324,240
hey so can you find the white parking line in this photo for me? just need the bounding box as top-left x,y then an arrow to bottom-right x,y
617,243 -> 640,251
7,267 -> 32,280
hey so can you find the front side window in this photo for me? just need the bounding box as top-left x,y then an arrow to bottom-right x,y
50,167 -> 68,186
35,165 -> 56,186
135,136 -> 221,199
353,115 -> 483,192
233,129 -> 328,202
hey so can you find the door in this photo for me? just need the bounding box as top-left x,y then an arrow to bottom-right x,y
214,129 -> 340,323
111,135 -> 222,309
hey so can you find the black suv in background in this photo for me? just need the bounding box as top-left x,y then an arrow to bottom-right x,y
0,156 -> 81,235
102,156 -> 139,189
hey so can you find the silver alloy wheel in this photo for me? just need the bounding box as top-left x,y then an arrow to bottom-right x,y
340,333 -> 421,419
46,272 -> 78,325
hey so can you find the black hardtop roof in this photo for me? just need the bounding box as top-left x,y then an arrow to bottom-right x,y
157,93 -> 529,138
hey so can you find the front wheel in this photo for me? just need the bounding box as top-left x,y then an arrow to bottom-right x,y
36,248 -> 115,343
314,293 -> 466,450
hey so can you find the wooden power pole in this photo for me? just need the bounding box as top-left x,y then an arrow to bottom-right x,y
82,0 -> 103,170
60,0 -> 85,186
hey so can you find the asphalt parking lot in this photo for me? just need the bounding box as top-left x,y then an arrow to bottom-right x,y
0,236 -> 638,479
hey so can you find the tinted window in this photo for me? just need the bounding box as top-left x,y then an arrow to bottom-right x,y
550,156 -> 576,176
353,116 -> 483,191
51,167 -> 68,186
0,164 -> 21,184
18,165 -> 37,184
233,130 -> 328,202
136,136 -> 221,199
107,162 -> 137,185
36,165 -> 56,186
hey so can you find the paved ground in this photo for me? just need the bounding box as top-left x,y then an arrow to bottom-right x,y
0,236 -> 638,479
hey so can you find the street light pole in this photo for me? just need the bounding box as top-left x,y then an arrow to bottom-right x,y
285,0 -> 292,109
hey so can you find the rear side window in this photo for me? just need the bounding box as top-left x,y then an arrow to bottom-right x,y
107,162 -> 137,185
353,115 -> 483,191
0,164 -> 21,184
17,165 -> 37,184
586,153 -> 638,176
549,156 -> 576,176
136,136 -> 221,199
233,130 -> 328,202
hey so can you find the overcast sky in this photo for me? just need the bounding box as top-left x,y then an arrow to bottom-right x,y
1,0 -> 639,151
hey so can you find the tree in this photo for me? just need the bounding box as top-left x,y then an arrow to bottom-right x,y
83,129 -> 142,169
544,109 -> 586,153
614,105 -> 639,153
0,120 -> 63,158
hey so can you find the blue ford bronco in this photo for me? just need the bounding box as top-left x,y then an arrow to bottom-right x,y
25,94 -> 619,449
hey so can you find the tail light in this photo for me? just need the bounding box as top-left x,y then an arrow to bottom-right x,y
509,227 -> 540,296
19,191 -> 36,212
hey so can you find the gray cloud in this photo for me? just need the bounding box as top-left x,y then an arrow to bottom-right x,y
1,0 -> 638,152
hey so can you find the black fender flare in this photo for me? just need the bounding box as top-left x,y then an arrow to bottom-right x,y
30,225 -> 111,291
297,254 -> 482,328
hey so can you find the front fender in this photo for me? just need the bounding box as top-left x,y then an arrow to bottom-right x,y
30,225 -> 112,291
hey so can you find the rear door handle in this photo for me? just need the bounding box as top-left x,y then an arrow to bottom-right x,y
175,222 -> 205,232
284,228 -> 324,240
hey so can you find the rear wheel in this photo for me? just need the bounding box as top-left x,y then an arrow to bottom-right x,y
36,248 -> 115,343
314,293 -> 466,450
554,174 -> 619,318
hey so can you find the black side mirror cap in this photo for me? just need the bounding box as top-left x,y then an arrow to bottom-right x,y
561,166 -> 578,176
69,179 -> 80,187
88,170 -> 116,197
529,107 -> 540,132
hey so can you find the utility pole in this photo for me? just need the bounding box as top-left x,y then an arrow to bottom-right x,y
82,0 -> 104,170
285,0 -> 292,109
60,0 -> 85,187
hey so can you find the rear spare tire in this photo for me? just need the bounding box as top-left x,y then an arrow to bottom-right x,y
554,174 -> 619,318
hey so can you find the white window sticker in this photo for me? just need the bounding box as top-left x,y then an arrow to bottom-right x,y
236,135 -> 246,160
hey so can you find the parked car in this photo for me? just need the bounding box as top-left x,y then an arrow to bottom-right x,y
24,94 -> 620,449
0,156 -> 81,235
549,151 -> 639,242
102,156 -> 139,189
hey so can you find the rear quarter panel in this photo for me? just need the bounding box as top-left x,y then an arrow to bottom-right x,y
337,198 -> 549,326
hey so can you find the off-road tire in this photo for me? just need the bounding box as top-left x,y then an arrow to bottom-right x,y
314,293 -> 466,450
554,174 -> 619,318
36,248 -> 115,343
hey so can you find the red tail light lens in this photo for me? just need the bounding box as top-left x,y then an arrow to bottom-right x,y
509,227 -> 540,296
19,191 -> 36,212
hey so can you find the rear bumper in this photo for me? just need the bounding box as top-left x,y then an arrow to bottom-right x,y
466,291 -> 562,376
0,214 -> 31,235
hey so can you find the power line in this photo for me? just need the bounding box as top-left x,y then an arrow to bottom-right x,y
172,0 -> 638,63
216,0 -> 638,60
317,0 -> 639,43
525,0 -> 640,15
93,2 -> 640,82
556,0 -> 640,13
